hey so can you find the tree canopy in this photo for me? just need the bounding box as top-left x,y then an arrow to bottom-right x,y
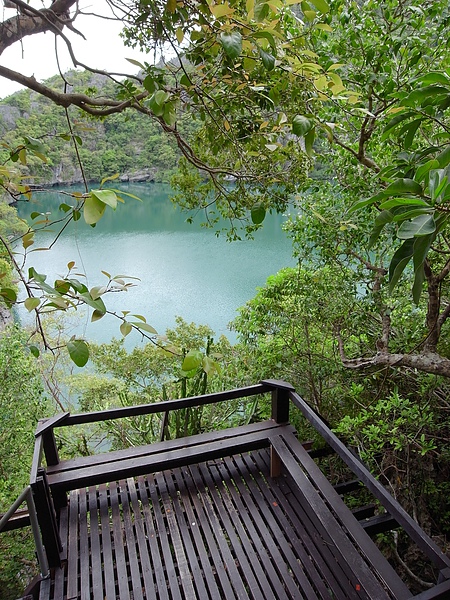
1,0 -> 450,381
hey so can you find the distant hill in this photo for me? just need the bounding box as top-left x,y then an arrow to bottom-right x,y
0,70 -> 194,186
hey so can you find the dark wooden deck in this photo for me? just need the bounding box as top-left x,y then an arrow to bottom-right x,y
17,380 -> 450,599
40,447 -> 411,600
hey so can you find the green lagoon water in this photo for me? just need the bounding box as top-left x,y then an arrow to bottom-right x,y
17,183 -> 295,344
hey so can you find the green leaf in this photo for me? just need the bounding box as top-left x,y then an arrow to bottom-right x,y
125,58 -> 146,69
384,178 -> 423,196
0,287 -> 17,305
100,173 -> 120,186
91,189 -> 118,210
120,321 -> 132,337
220,32 -> 242,60
24,297 -> 40,312
251,202 -> 266,225
163,102 -> 177,126
130,322 -> 158,334
67,339 -> 89,367
254,1 -> 269,21
84,194 -> 107,225
389,238 -> 414,292
413,72 -> 450,86
382,111 -> 416,139
397,214 -> 436,239
259,48 -> 275,71
182,350 -> 203,371
379,197 -> 429,210
292,115 -> 313,137
29,345 -> 40,358
91,309 -> 105,322
436,145 -> 450,168
429,169 -> 448,201
79,292 -> 106,314
309,0 -> 330,13
304,127 -> 315,157
415,159 -> 439,183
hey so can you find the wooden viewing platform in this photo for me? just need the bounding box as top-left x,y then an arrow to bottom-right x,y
11,381 -> 450,598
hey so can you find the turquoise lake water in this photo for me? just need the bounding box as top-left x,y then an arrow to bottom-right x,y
17,183 -> 295,344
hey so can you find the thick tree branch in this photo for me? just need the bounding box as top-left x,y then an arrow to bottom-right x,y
0,0 -> 76,55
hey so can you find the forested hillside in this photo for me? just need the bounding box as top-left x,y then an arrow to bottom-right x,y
0,69 -> 194,185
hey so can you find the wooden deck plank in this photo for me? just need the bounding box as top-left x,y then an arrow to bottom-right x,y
79,488 -> 90,600
110,482 -> 131,600
179,465 -> 239,600
253,449 -> 364,600
197,460 -> 265,599
190,462 -> 247,599
215,457 -> 292,600
136,476 -> 171,600
161,470 -> 210,599
66,490 -> 79,600
232,453 -> 316,600
127,478 -> 156,599
87,487 -> 103,599
39,446 -> 420,600
121,480 -> 144,600
209,460 -> 285,599
98,484 -> 116,600
147,473 -> 183,600
272,433 -> 411,599
156,471 -> 198,599
171,467 -> 223,599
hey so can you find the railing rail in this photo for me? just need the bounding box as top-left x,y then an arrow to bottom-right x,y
289,389 -> 450,573
0,485 -> 49,578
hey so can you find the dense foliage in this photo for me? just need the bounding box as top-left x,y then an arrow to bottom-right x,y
0,326 -> 49,598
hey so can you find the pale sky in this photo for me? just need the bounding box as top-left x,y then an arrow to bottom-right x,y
0,1 -> 151,99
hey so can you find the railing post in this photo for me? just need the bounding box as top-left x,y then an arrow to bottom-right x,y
31,468 -> 62,569
261,379 -> 294,424
260,380 -> 295,477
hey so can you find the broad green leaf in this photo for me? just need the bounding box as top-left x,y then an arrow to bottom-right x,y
220,32 -> 242,60
166,0 -> 177,13
163,102 -> 177,126
182,350 -> 203,371
309,0 -> 329,13
67,339 -> 89,367
251,202 -> 266,225
0,287 -> 17,305
130,322 -> 158,334
29,345 -> 40,358
91,309 -> 105,322
252,30 -> 277,52
24,297 -> 40,312
90,285 -> 107,300
397,214 -> 436,239
382,111 -> 416,138
384,178 -> 423,196
415,159 -> 439,183
292,115 -> 313,137
79,292 -> 106,314
412,234 -> 435,304
349,194 -> 383,213
403,118 -> 422,150
202,356 -> 221,375
389,238 -> 414,292
100,173 -> 120,186
429,169 -> 448,201
413,72 -> 450,86
91,189 -> 118,209
210,3 -> 235,17
22,232 -> 34,249
379,198 -> 429,210
259,48 -> 275,71
84,194 -> 106,225
120,321 -> 132,337
254,1 -> 269,21
304,127 -> 315,157
125,58 -> 146,69
391,208 -> 432,222
436,145 -> 450,168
